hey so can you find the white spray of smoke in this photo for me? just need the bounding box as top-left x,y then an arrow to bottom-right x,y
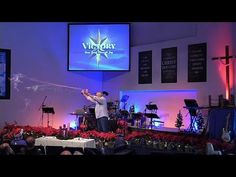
10,73 -> 84,92
10,73 -> 86,111
9,73 -> 25,91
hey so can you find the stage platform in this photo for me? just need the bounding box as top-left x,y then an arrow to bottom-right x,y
128,126 -> 185,133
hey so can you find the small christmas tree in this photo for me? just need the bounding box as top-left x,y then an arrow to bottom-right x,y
175,110 -> 183,130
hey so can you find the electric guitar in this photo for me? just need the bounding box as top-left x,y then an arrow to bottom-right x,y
221,113 -> 231,143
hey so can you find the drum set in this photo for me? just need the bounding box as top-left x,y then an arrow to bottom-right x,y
69,98 -> 164,130
106,101 -> 164,129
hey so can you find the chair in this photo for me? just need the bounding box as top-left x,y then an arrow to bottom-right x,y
83,148 -> 102,155
10,145 -> 27,155
63,147 -> 84,154
45,146 -> 64,155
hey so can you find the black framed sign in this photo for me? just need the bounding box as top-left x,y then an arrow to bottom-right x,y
0,49 -> 11,99
188,43 -> 207,82
161,47 -> 177,83
138,50 -> 152,84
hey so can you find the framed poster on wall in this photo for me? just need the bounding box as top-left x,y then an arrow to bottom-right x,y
0,49 -> 11,99
138,50 -> 152,84
188,43 -> 207,82
161,47 -> 177,83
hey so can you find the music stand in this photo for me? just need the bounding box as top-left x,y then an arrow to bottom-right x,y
144,103 -> 160,129
146,104 -> 158,111
42,107 -> 55,114
184,99 -> 199,132
42,107 -> 55,127
144,113 -> 160,129
184,99 -> 198,116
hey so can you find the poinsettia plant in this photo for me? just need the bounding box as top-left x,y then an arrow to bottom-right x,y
1,121 -> 233,154
123,130 -> 209,153
117,120 -> 128,129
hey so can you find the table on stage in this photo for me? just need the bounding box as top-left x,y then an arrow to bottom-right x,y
35,136 -> 96,150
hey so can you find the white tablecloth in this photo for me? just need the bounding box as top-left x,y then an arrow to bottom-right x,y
35,136 -> 96,149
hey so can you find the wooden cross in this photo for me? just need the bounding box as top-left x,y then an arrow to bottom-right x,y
212,45 -> 236,100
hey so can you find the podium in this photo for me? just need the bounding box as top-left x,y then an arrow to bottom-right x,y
42,107 -> 55,127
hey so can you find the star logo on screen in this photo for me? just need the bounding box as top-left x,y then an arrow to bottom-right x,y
82,29 -> 116,67
89,29 -> 108,66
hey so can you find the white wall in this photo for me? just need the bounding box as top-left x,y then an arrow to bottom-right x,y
103,22 -> 236,128
0,22 -> 103,128
131,22 -> 197,46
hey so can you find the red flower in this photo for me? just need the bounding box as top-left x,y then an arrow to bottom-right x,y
115,128 -> 123,134
79,132 -> 90,139
80,124 -> 87,131
4,121 -> 18,130
12,128 -> 21,135
117,120 -> 128,129
0,129 -> 8,136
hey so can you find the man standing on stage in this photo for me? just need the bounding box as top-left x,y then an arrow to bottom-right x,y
81,89 -> 109,132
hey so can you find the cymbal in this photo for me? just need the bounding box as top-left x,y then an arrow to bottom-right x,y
69,112 -> 95,116
69,112 -> 80,115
